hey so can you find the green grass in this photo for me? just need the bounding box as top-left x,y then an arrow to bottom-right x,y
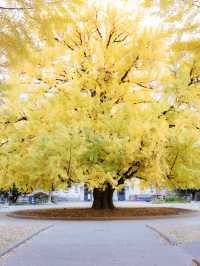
153,196 -> 190,204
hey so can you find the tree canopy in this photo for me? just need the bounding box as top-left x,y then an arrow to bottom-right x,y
0,0 -> 200,195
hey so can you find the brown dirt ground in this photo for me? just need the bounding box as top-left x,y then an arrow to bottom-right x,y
8,207 -> 193,220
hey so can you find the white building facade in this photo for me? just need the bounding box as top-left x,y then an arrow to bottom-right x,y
53,179 -> 160,202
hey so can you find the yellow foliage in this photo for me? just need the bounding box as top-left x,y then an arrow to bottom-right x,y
0,0 -> 200,192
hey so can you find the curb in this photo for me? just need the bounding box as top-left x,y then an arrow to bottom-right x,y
7,208 -> 198,221
0,225 -> 53,258
7,213 -> 192,221
146,225 -> 200,266
146,224 -> 177,245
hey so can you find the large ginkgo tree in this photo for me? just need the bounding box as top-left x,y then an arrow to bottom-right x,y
0,0 -> 200,208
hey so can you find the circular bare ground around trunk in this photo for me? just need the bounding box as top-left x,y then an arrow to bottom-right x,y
7,207 -> 196,221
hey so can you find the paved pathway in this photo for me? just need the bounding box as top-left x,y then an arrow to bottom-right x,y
0,220 -> 195,266
0,202 -> 199,266
181,241 -> 200,263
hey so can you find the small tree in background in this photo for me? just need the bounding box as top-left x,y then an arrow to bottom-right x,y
8,183 -> 20,204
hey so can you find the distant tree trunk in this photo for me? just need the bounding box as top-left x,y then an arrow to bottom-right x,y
8,195 -> 18,204
192,190 -> 196,201
48,191 -> 53,203
8,183 -> 20,204
48,184 -> 55,203
92,183 -> 115,209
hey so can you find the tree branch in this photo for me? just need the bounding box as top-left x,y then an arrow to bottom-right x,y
95,11 -> 103,39
63,41 -> 75,51
134,82 -> 153,89
113,33 -> 129,43
58,174 -> 66,183
1,115 -> 28,126
76,29 -> 83,45
167,151 -> 179,179
106,28 -> 115,48
132,101 -> 152,105
120,56 -> 139,83
188,75 -> 200,86
96,26 -> 102,39
54,37 -> 75,51
0,140 -> 8,148
66,144 -> 72,176
118,161 -> 141,185
158,106 -> 175,118
188,61 -> 200,86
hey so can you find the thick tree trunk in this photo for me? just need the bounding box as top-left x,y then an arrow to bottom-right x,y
92,184 -> 115,209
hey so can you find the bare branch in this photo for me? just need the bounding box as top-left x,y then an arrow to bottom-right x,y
66,144 -> 72,176
16,116 -> 28,123
106,28 -> 115,48
188,75 -> 200,86
158,106 -> 175,118
76,29 -> 83,45
188,63 -> 195,86
167,151 -> 179,179
58,174 -> 66,183
95,11 -> 103,39
63,41 -> 75,51
96,26 -> 102,39
55,37 -> 75,51
132,101 -> 152,105
55,78 -> 68,83
188,61 -> 200,86
113,32 -> 127,41
114,97 -> 123,104
134,176 -> 147,181
113,33 -> 129,43
0,140 -> 8,148
2,115 -> 27,126
120,56 -> 139,83
118,161 -> 142,185
134,82 -> 153,89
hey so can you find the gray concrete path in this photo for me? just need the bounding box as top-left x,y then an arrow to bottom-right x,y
0,220 -> 194,266
1,202 -> 200,266
181,241 -> 200,262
